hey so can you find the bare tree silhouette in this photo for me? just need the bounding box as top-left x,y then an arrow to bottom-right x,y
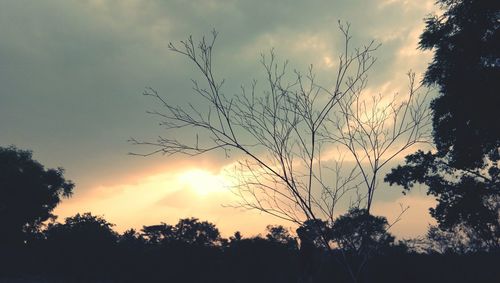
132,23 -> 431,282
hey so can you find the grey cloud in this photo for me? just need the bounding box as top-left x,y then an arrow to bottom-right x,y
0,0 -> 434,197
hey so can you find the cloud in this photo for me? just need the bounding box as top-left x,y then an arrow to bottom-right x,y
54,164 -> 295,236
2,0 -> 439,237
372,189 -> 436,239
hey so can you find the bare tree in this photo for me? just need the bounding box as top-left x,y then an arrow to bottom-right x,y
132,23 -> 431,282
330,71 -> 432,213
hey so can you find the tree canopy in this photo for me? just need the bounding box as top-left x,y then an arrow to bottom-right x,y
44,212 -> 118,246
141,217 -> 221,247
331,208 -> 394,255
0,146 -> 74,246
386,0 -> 500,251
420,0 -> 499,167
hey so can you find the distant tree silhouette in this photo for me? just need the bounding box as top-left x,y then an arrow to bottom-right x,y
174,217 -> 221,246
331,208 -> 395,282
119,228 -> 145,245
423,225 -> 471,254
142,218 -> 221,247
386,0 -> 500,251
118,228 -> 146,253
296,219 -> 331,282
332,208 -> 394,255
45,212 -> 117,241
141,223 -> 175,244
225,234 -> 299,283
44,213 -> 118,253
2,214 -> 500,282
43,212 -> 118,279
297,219 -> 332,250
265,225 -> 297,249
229,231 -> 242,243
0,146 -> 74,248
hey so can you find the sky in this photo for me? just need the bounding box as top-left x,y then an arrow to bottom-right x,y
1,0 -> 438,238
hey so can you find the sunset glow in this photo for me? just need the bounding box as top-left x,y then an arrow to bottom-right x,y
178,169 -> 231,196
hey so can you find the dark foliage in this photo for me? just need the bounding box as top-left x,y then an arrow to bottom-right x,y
141,217 -> 222,246
225,235 -> 299,283
42,213 -> 119,280
331,208 -> 395,256
0,146 -> 74,247
265,225 -> 298,249
0,209 -> 499,283
420,0 -> 500,167
386,0 -> 500,251
296,219 -> 331,249
386,150 -> 500,250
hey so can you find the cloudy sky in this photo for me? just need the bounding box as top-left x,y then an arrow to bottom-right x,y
1,0 -> 438,238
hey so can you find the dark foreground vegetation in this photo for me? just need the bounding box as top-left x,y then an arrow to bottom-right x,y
0,142 -> 498,282
1,213 -> 500,283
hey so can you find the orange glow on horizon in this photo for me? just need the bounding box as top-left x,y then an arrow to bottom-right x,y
54,161 -> 434,239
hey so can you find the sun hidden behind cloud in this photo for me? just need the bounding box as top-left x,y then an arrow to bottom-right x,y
178,168 -> 232,196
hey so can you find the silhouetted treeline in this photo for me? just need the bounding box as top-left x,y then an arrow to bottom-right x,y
1,212 -> 499,283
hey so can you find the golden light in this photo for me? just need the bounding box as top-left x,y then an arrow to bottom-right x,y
178,169 -> 230,196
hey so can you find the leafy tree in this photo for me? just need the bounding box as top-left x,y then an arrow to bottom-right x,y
386,0 -> 500,251
141,223 -> 175,244
296,219 -> 331,250
330,208 -> 394,282
331,208 -> 394,255
265,225 -> 297,249
419,0 -> 499,167
44,212 -> 117,247
225,234 -> 299,283
120,228 -> 144,242
0,146 -> 74,246
142,218 -> 221,247
43,213 -> 118,278
174,217 -> 221,246
425,225 -> 472,254
118,228 -> 145,249
296,219 -> 331,282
